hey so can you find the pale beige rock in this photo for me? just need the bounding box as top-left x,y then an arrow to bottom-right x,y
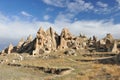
59,28 -> 73,50
27,35 -> 33,42
104,33 -> 114,43
105,39 -> 113,51
46,27 -> 57,50
96,40 -> 106,52
37,27 -> 46,38
2,27 -> 119,55
7,43 -> 13,54
36,27 -> 46,48
112,41 -> 119,53
105,33 -> 114,40
1,50 -> 5,54
22,35 -> 33,47
60,28 -> 73,40
17,38 -> 24,49
99,40 -> 106,45
59,38 -> 67,49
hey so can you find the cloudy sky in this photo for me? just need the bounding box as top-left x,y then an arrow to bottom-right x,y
0,0 -> 120,50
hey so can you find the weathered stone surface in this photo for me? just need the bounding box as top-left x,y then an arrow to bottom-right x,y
64,49 -> 76,56
95,33 -> 119,52
112,41 -> 119,53
104,33 -> 114,40
0,50 -> 5,54
93,36 -> 97,42
46,27 -> 58,50
27,35 -> 33,42
59,38 -> 68,49
7,43 -> 13,54
1,27 -> 119,55
59,28 -> 73,50
60,28 -> 73,40
17,38 -> 24,49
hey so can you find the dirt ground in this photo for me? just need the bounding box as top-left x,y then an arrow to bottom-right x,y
0,49 -> 120,80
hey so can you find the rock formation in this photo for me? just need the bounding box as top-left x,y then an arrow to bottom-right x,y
0,27 -> 119,55
16,38 -> 24,51
33,27 -> 59,55
104,33 -> 114,41
59,28 -> 73,49
92,33 -> 119,53
6,43 -> 14,54
112,41 -> 119,53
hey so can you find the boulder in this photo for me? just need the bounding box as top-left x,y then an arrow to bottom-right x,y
64,49 -> 76,56
112,41 -> 119,53
105,39 -> 113,52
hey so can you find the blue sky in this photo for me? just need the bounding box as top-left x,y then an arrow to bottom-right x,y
0,0 -> 120,23
0,0 -> 120,50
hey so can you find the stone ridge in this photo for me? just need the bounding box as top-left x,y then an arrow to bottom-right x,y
0,27 -> 120,55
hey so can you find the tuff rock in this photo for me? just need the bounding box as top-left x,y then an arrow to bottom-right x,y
1,27 -> 120,55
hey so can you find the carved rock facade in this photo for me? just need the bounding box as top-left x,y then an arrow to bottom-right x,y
1,28 -> 120,55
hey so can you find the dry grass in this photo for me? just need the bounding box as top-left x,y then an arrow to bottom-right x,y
0,49 -> 120,80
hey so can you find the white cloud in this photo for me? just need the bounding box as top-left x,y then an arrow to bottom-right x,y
54,19 -> 120,39
43,15 -> 50,20
46,7 -> 54,11
116,0 -> 120,5
43,0 -> 94,13
68,20 -> 120,39
55,13 -> 74,23
94,1 -> 111,14
42,0 -> 67,7
0,12 -> 120,49
67,0 -> 94,13
0,12 -> 120,39
42,0 -> 118,15
97,1 -> 108,8
21,11 -> 32,17
0,13 -> 9,23
116,0 -> 120,9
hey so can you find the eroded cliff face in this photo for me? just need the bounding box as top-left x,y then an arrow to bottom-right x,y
0,27 -> 119,55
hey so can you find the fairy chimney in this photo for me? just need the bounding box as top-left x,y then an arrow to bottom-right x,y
112,41 -> 119,53
60,28 -> 73,40
7,43 -> 13,54
46,27 -> 58,50
27,35 -> 33,42
17,38 -> 24,49
59,28 -> 73,49
36,27 -> 46,48
104,33 -> 114,42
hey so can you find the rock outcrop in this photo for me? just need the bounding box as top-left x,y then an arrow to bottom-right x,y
33,27 -> 59,55
16,38 -> 24,51
112,41 -> 119,53
1,27 -> 119,55
4,43 -> 14,54
92,34 -> 119,53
